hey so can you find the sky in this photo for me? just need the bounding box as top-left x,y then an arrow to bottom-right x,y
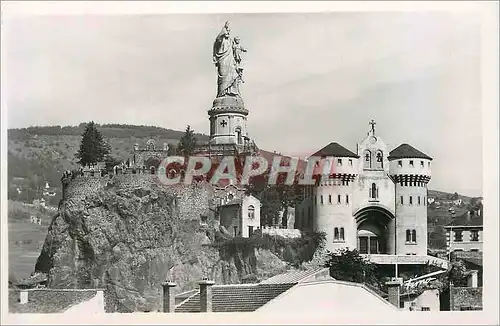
3,12 -> 483,196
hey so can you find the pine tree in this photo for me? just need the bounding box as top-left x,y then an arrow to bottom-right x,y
178,125 -> 197,157
75,121 -> 110,167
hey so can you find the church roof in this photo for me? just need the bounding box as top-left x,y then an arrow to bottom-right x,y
310,142 -> 358,158
388,144 -> 432,160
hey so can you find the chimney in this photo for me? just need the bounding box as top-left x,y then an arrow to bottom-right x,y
19,290 -> 28,304
162,280 -> 177,313
199,278 -> 215,312
386,279 -> 402,308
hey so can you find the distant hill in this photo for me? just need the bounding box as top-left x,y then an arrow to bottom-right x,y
7,123 -> 210,204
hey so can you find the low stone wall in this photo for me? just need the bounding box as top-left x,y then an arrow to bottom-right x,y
450,287 -> 482,310
64,176 -> 109,199
62,173 -> 219,221
261,227 -> 302,238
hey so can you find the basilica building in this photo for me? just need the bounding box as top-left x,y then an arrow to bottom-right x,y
295,121 -> 433,257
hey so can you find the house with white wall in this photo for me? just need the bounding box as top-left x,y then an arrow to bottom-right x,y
219,194 -> 261,238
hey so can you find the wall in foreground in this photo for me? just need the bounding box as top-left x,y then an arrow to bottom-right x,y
450,287 -> 482,311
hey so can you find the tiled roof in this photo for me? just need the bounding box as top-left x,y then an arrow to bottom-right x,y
310,142 -> 358,158
260,267 -> 329,284
258,150 -> 308,174
8,289 -> 97,313
175,283 -> 296,313
387,144 -> 433,160
445,212 -> 483,227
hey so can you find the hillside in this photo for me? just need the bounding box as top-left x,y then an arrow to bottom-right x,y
7,124 -> 210,205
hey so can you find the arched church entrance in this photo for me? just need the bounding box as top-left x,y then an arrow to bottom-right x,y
354,206 -> 394,254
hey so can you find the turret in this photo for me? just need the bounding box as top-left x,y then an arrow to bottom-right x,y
310,142 -> 359,251
388,144 -> 432,255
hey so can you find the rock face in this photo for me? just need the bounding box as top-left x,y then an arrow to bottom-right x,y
35,175 -> 288,312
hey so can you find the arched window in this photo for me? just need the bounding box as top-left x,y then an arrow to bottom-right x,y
406,230 -> 411,242
334,227 -> 339,240
340,227 -> 345,241
411,230 -> 416,243
375,151 -> 383,169
248,205 -> 255,219
235,127 -> 242,145
363,150 -> 372,169
150,166 -> 156,175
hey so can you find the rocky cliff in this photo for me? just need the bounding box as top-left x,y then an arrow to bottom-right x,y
34,175 -> 290,312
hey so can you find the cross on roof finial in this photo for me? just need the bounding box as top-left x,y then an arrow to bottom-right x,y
369,119 -> 376,135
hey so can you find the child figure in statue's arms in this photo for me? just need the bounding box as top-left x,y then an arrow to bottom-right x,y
233,36 -> 247,82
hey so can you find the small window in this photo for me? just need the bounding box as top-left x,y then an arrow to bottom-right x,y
328,194 -> 332,204
418,196 -> 421,205
420,161 -> 424,167
320,195 -> 324,205
470,230 -> 479,242
248,205 -> 255,219
370,183 -> 378,199
421,307 -> 430,311
337,159 -> 342,166
428,162 -> 430,167
400,196 -> 404,205
398,160 -> 402,167
409,160 -> 414,167
334,227 -> 339,241
454,231 -> 463,242
470,249 -> 479,252
406,229 -> 416,243
337,194 -> 341,204
346,194 -> 349,204
409,196 -> 413,205
349,159 -> 353,166
340,227 -> 345,241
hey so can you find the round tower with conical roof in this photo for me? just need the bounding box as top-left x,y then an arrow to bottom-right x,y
310,143 -> 359,251
388,144 -> 432,256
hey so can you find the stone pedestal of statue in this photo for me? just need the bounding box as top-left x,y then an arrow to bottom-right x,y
208,96 -> 249,146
